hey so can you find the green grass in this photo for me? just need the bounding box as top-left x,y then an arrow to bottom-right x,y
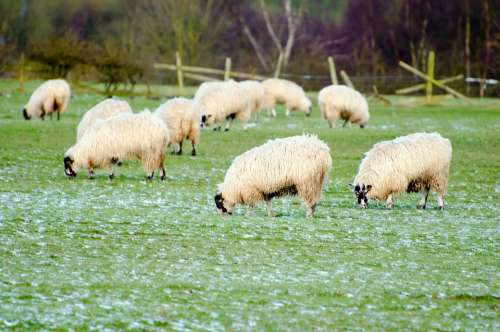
1,79 -> 499,330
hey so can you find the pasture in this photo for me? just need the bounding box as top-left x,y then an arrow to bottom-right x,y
0,80 -> 499,330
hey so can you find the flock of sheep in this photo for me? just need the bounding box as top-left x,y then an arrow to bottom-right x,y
22,78 -> 452,217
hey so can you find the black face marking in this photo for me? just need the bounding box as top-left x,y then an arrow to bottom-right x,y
263,185 -> 298,201
64,156 -> 76,177
22,108 -> 30,120
354,184 -> 370,205
201,115 -> 207,123
111,157 -> 120,164
214,193 -> 228,213
226,113 -> 236,120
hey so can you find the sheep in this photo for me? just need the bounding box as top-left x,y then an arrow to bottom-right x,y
262,78 -> 311,117
154,97 -> 201,156
215,134 -> 332,218
64,110 -> 169,181
22,79 -> 71,121
195,80 -> 252,131
76,98 -> 133,141
238,80 -> 265,121
318,85 -> 370,129
352,132 -> 452,210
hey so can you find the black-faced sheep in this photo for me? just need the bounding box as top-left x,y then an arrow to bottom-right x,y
262,78 -> 311,117
154,97 -> 201,156
64,111 -> 169,181
22,79 -> 71,121
353,132 -> 452,210
215,134 -> 332,218
318,85 -> 369,128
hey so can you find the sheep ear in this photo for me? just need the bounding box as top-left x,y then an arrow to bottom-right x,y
207,114 -> 213,119
366,185 -> 372,192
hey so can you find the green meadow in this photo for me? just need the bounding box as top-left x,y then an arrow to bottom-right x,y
0,80 -> 499,330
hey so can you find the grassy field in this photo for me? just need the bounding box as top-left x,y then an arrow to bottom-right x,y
0,79 -> 499,330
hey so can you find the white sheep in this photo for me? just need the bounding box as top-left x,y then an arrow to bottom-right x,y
64,111 -> 169,181
76,98 -> 133,141
318,85 -> 370,129
195,80 -> 252,131
23,79 -> 71,121
262,78 -> 311,117
154,97 -> 201,156
239,80 -> 265,121
353,132 -> 452,210
215,134 -> 332,218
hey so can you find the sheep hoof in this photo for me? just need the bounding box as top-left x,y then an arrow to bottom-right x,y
417,205 -> 426,210
438,206 -> 444,211
191,150 -> 196,156
386,203 -> 394,210
108,173 -> 114,180
224,128 -> 229,132
176,150 -> 182,155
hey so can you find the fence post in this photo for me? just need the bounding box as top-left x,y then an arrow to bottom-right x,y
175,52 -> 184,91
426,51 -> 435,103
328,56 -> 338,85
340,70 -> 354,89
224,57 -> 232,81
18,53 -> 25,92
274,52 -> 284,78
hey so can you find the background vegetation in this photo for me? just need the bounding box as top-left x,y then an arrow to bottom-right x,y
0,0 -> 498,94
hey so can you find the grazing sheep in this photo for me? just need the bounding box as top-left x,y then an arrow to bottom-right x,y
239,80 -> 265,121
195,80 -> 252,131
353,132 -> 452,210
22,79 -> 71,121
154,97 -> 201,156
318,85 -> 369,129
76,98 -> 133,141
64,111 -> 169,181
262,78 -> 311,117
215,134 -> 332,218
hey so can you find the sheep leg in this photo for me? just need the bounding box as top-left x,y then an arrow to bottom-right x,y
285,108 -> 290,117
160,168 -> 166,181
306,204 -> 316,218
176,140 -> 183,155
246,206 -> 254,216
88,169 -> 95,180
386,195 -> 394,209
49,112 -> 53,120
224,118 -> 233,131
342,119 -> 348,128
418,188 -> 430,209
147,171 -> 154,181
266,199 -> 274,217
57,110 -> 60,121
108,172 -> 114,181
191,141 -> 196,156
437,194 -> 445,210
271,108 -> 277,117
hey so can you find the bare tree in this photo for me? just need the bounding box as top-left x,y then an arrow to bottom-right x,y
259,0 -> 303,69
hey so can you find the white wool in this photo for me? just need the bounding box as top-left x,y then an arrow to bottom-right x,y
353,132 -> 452,206
318,85 -> 369,128
239,80 -> 265,117
262,78 -> 311,116
24,79 -> 71,119
76,98 -> 133,141
65,111 -> 169,175
218,134 -> 332,217
154,97 -> 201,151
194,80 -> 252,128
